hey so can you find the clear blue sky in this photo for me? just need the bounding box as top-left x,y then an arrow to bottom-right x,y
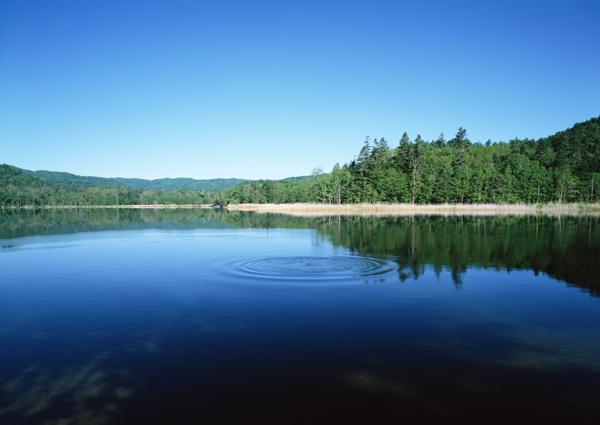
1,0 -> 599,180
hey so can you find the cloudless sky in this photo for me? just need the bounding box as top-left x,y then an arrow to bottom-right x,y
1,0 -> 599,180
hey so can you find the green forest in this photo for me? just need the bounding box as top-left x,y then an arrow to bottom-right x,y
224,116 -> 600,205
1,116 -> 599,207
0,164 -> 222,207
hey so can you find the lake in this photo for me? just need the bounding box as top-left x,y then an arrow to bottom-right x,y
1,208 -> 599,424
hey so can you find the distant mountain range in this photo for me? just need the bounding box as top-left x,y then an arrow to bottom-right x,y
18,168 -> 248,191
2,165 -> 313,192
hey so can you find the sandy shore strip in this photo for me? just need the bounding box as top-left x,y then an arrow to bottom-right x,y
7,202 -> 600,216
227,202 -> 600,214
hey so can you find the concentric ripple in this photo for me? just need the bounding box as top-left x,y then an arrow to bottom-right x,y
231,256 -> 396,280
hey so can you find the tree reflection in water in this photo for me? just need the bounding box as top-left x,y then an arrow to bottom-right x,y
2,208 -> 598,296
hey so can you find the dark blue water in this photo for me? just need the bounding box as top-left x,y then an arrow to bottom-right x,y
1,210 -> 599,424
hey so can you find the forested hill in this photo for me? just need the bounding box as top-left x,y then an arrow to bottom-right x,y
20,169 -> 247,191
1,165 -> 56,190
0,164 -> 230,206
225,116 -> 600,204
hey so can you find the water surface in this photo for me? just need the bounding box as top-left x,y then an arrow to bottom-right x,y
1,209 -> 599,424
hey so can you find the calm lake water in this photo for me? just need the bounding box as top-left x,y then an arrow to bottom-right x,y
1,209 -> 599,424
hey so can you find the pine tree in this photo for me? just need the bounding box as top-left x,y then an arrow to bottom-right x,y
434,132 -> 446,148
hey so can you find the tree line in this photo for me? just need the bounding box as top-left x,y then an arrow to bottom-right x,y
2,116 -> 599,207
224,116 -> 600,205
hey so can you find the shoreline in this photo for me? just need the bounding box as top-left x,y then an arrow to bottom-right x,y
4,202 -> 600,215
3,204 -> 216,210
227,202 -> 600,213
